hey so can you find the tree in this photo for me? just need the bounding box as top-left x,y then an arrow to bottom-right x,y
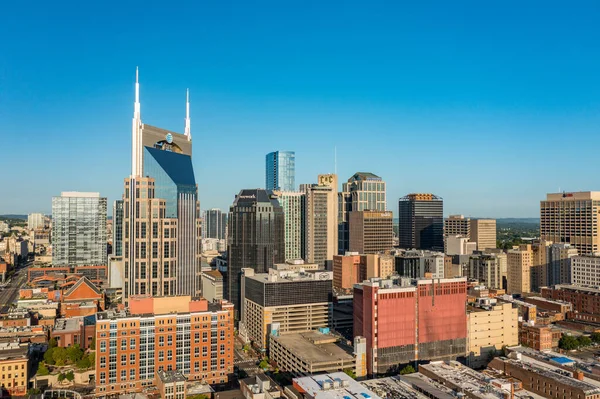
400,365 -> 416,375
591,332 -> 600,343
44,348 -> 56,365
49,337 -> 58,348
58,373 -> 66,383
27,388 -> 42,395
37,363 -> 50,376
343,369 -> 356,379
89,337 -> 96,350
66,344 -> 84,363
76,356 -> 91,369
65,370 -> 74,382
52,347 -> 68,366
559,335 -> 580,351
578,335 -> 592,347
259,360 -> 269,369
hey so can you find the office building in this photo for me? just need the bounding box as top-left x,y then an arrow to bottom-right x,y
338,172 -> 386,254
52,192 -> 107,267
200,270 -> 223,302
548,243 -> 578,286
276,191 -> 304,261
519,323 -> 561,351
112,200 -> 124,257
445,235 -> 476,256
354,277 -> 467,375
240,267 -> 332,351
266,151 -> 295,192
270,331 -> 365,377
394,249 -> 445,279
332,253 -> 394,290
444,215 -> 470,243
467,299 -> 518,368
122,72 -> 201,303
531,240 -> 552,292
227,189 -> 285,319
398,193 -> 443,251
202,209 -> 227,240
348,210 -> 393,254
541,191 -> 600,255
302,174 -> 338,267
571,255 -> 600,287
0,342 -> 29,397
27,213 -> 44,230
95,296 -> 234,397
468,252 -> 507,290
470,219 -> 497,251
507,244 -> 532,295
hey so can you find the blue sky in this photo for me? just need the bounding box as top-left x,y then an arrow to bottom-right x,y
1,1 -> 599,217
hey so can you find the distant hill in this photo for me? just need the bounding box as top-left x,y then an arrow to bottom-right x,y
497,218 -> 539,224
0,215 -> 27,220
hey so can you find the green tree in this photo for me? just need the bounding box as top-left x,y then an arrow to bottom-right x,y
37,363 -> 50,376
44,348 -> 56,365
27,388 -> 42,395
58,373 -> 66,383
53,347 -> 68,366
559,335 -> 580,351
400,365 -> 416,375
88,352 -> 95,366
578,335 -> 592,347
65,370 -> 74,382
66,344 -> 84,363
76,356 -> 91,369
343,368 -> 356,379
89,337 -> 96,350
49,337 -> 58,348
591,332 -> 600,343
259,360 -> 269,369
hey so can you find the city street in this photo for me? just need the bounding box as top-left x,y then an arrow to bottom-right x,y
0,262 -> 29,313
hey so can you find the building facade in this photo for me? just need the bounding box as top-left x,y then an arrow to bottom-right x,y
52,192 -> 107,267
348,211 -> 393,254
266,151 -> 295,192
354,277 -> 467,375
112,200 -> 124,257
203,209 -> 227,240
276,191 -> 304,261
398,193 -> 443,251
27,213 -> 44,230
394,250 -> 445,279
227,189 -> 285,319
95,297 -> 234,397
572,255 -> 600,287
468,253 -> 507,290
470,219 -> 497,251
338,172 -> 386,254
333,253 -> 394,290
507,244 -> 532,295
302,175 -> 338,267
541,191 -> 600,255
0,342 -> 29,397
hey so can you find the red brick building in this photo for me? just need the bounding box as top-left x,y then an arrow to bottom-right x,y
354,277 -> 467,375
95,296 -> 234,397
51,316 -> 96,349
519,323 -> 561,351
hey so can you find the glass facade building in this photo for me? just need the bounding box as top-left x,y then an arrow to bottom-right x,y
113,200 -> 124,256
203,209 -> 227,240
398,193 -> 444,251
52,192 -> 108,267
266,151 -> 295,192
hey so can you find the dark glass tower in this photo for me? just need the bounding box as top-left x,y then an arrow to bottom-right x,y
227,189 -> 285,319
398,194 -> 444,251
113,200 -> 124,256
204,209 -> 227,240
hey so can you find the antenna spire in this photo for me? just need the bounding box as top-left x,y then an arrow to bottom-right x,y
184,89 -> 191,141
132,67 -> 142,176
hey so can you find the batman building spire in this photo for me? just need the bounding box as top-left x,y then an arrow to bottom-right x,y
121,70 -> 201,305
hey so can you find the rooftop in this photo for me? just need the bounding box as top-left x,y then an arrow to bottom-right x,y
293,372 -> 382,399
271,331 -> 354,365
0,342 -> 28,360
157,369 -> 186,383
54,317 -> 82,332
361,376 -> 430,399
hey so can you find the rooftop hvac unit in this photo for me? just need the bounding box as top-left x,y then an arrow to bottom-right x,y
342,380 -> 350,387
322,381 -> 331,390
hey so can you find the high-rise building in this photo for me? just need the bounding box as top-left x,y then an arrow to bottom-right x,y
470,219 -> 497,251
94,296 -> 234,396
398,193 -> 443,251
393,249 -> 445,279
348,211 -> 393,254
570,255 -> 600,287
112,200 -> 124,257
531,241 -> 578,290
240,266 -> 332,351
541,192 -> 600,255
122,71 -> 201,304
354,277 -> 467,375
507,244 -> 533,295
203,209 -> 227,240
276,191 -> 304,261
467,253 -> 507,289
265,151 -> 295,192
52,192 -> 107,267
227,189 -> 285,319
302,174 -> 338,267
444,215 -> 470,238
338,173 -> 386,254
27,213 -> 44,230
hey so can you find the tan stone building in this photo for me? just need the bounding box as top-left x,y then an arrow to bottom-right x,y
541,191 -> 600,255
348,211 -> 393,254
444,215 -> 470,237
467,301 -> 518,368
332,253 -> 394,290
507,244 -> 532,295
470,219 -> 497,251
0,342 -> 29,397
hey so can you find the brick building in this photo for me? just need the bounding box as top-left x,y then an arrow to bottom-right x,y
94,296 -> 234,397
354,277 -> 467,375
332,253 -> 394,291
51,316 -> 96,349
519,323 -> 561,351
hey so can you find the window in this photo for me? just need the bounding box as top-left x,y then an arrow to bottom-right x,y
168,335 -> 173,345
121,339 -> 127,350
167,350 -> 173,361
121,355 -> 127,366
121,369 -> 127,381
194,332 -> 200,343
100,341 -> 107,352
159,336 -> 165,346
159,351 -> 164,362
100,372 -> 106,384
130,368 -> 135,380
130,338 -> 136,350
130,353 -> 136,364
203,332 -> 208,342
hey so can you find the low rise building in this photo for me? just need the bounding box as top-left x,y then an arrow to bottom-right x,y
571,254 -> 600,287
156,369 -> 186,399
332,253 -> 394,291
51,315 -> 96,349
240,374 -> 283,399
200,270 -> 223,302
291,372 -> 381,399
393,249 -> 445,279
0,342 -> 29,397
519,323 -> 561,351
270,330 -> 365,377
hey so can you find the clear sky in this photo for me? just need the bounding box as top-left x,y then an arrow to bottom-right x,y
1,1 -> 599,218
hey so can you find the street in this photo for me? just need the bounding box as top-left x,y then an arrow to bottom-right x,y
0,261 -> 30,313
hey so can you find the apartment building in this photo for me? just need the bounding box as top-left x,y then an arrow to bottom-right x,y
507,244 -> 532,295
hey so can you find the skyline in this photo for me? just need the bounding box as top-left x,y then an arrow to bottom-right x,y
2,2 -> 600,217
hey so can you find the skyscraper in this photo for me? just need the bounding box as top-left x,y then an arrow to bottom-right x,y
507,244 -> 533,295
27,213 -> 45,230
348,210 -> 393,254
338,172 -> 386,254
52,192 -> 107,267
112,200 -> 123,257
203,208 -> 227,240
227,189 -> 285,319
470,219 -> 497,251
265,151 -> 295,192
541,192 -> 600,255
276,191 -> 304,261
398,193 -> 444,251
302,174 -> 338,267
122,70 -> 201,303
